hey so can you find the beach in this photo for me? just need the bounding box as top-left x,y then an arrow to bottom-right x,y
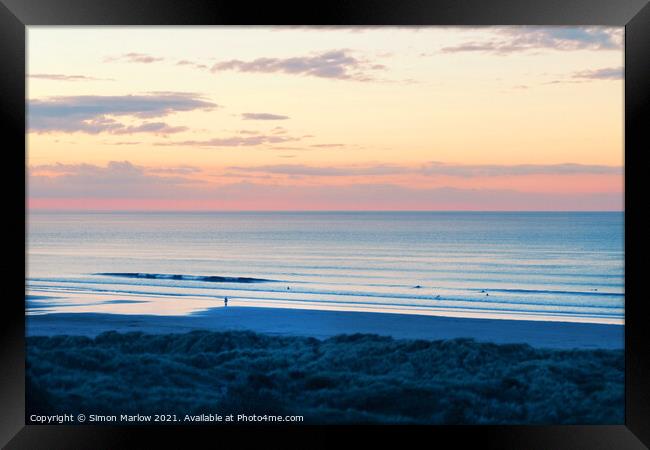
27,305 -> 625,424
26,306 -> 623,349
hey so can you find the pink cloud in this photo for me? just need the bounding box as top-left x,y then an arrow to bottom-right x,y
28,161 -> 623,211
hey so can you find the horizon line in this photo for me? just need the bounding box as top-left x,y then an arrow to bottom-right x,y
26,209 -> 625,213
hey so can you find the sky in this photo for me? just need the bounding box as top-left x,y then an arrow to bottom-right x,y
27,26 -> 624,211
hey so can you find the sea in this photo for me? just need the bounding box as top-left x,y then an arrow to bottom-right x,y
26,211 -> 624,324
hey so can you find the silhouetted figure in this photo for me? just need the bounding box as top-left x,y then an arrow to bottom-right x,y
224,296 -> 228,307
287,286 -> 290,290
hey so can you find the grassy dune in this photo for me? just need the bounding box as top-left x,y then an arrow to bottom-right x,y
27,330 -> 624,424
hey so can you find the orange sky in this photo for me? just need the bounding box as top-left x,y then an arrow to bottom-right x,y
27,26 -> 624,211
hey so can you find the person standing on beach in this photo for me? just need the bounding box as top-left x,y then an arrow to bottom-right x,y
224,296 -> 228,307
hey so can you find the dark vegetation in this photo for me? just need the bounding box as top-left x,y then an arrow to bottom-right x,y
26,330 -> 623,424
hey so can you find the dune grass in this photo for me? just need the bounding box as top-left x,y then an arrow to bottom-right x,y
26,330 -> 623,424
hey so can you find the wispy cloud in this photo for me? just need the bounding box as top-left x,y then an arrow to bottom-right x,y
104,52 -> 164,64
420,162 -> 622,177
242,113 -> 290,121
29,161 -> 200,198
107,141 -> 141,146
156,134 -> 299,148
28,73 -> 112,82
28,92 -> 217,135
211,49 -> 386,81
230,162 -> 622,178
110,122 -> 188,135
28,160 -> 623,211
28,167 -> 623,211
176,59 -> 208,69
229,164 -> 401,177
310,143 -> 345,148
441,27 -> 622,55
540,66 -> 623,86
572,66 -> 623,80
147,166 -> 202,175
32,161 -> 201,176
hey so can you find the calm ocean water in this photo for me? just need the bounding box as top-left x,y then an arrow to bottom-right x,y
26,212 -> 624,324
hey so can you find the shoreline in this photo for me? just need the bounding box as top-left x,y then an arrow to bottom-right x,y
26,306 -> 623,349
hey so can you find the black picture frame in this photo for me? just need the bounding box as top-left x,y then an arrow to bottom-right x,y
2,1 -> 648,448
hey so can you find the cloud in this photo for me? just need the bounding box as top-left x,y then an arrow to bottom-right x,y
110,122 -> 188,135
242,113 -> 290,121
108,141 -> 141,146
230,162 -> 622,178
104,52 -> 164,64
225,182 -> 621,211
28,161 -> 200,198
268,146 -> 305,151
572,67 -> 623,80
230,164 -> 403,177
28,74 -> 111,81
147,166 -> 202,175
228,183 -> 620,211
28,161 -> 622,211
310,144 -> 345,148
32,161 -> 201,176
28,92 -> 216,134
542,66 -> 623,85
420,162 -> 622,177
211,49 -> 385,81
156,134 -> 299,148
441,27 -> 622,55
176,59 -> 209,70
